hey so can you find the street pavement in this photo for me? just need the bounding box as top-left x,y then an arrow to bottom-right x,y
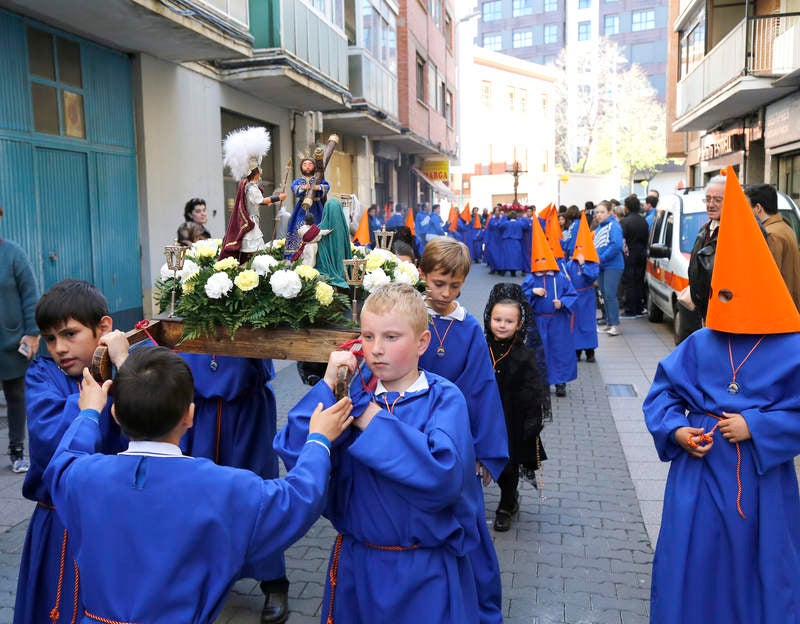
0,265 -> 679,624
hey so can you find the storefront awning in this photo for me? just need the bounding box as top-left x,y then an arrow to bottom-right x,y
412,167 -> 456,200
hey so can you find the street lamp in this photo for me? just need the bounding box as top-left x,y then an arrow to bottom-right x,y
557,173 -> 570,206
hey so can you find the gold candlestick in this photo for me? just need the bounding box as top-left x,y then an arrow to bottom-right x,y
163,244 -> 188,317
342,258 -> 367,325
373,225 -> 394,251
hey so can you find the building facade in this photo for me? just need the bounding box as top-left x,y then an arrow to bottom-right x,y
0,0 -> 458,318
667,0 -> 800,195
476,0 -> 669,99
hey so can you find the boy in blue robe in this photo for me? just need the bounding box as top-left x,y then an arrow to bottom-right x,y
644,167 -> 800,624
14,279 -> 128,624
178,354 -> 289,623
566,214 -> 600,362
44,346 -> 353,623
522,218 -> 578,397
275,283 -> 481,623
484,212 -> 505,274
418,238 -> 508,624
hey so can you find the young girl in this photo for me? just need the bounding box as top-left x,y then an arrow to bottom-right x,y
484,283 -> 550,532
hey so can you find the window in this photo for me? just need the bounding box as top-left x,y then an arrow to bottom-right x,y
544,0 -> 557,11
483,33 -> 502,51
429,0 -> 442,29
544,23 -> 558,44
206,0 -> 249,26
513,0 -> 533,16
519,88 -> 528,112
439,80 -> 446,116
446,89 -> 454,125
480,81 -> 492,109
542,54 -> 557,64
428,63 -> 438,108
632,9 -> 656,31
578,0 -> 590,8
483,1 -> 501,20
541,93 -> 549,114
513,29 -> 533,48
578,21 -> 591,40
680,12 -> 705,77
604,14 -> 619,35
416,55 -> 426,103
27,27 -> 85,138
444,13 -> 453,49
507,87 -> 515,111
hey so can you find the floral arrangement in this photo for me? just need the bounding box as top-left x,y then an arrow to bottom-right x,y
354,246 -> 426,294
155,239 -> 349,339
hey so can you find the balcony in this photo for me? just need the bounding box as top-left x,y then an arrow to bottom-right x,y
323,49 -> 400,137
673,14 -> 800,131
2,0 -> 253,62
216,0 -> 350,111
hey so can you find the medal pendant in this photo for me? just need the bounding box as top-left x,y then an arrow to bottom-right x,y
436,347 -> 446,358
727,381 -> 740,394
209,359 -> 218,372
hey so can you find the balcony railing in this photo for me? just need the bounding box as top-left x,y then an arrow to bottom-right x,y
348,50 -> 398,118
676,14 -> 800,119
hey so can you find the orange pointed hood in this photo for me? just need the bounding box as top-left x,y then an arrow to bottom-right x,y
460,202 -> 471,222
538,203 -> 555,221
706,166 -> 800,334
544,209 -> 564,259
448,206 -> 459,232
530,215 -> 559,273
572,212 -> 599,263
404,205 -> 416,236
473,212 -> 482,228
352,207 -> 371,246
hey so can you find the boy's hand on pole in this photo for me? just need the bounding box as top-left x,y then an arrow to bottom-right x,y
78,367 -> 112,413
309,398 -> 354,443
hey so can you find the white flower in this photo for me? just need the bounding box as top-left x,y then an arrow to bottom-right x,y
270,269 -> 303,299
204,272 -> 233,299
362,267 -> 391,293
393,261 -> 420,285
190,239 -> 220,259
251,254 -> 279,276
160,258 -> 200,282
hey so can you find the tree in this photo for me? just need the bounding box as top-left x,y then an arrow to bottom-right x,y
554,39 -> 667,183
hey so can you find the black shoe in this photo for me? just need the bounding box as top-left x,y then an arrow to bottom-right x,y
493,510 -> 511,532
261,591 -> 289,624
576,350 -> 582,361
510,271 -> 517,277
555,383 -> 566,397
585,349 -> 596,363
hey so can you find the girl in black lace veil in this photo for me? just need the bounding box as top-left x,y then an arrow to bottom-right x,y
483,283 -> 550,532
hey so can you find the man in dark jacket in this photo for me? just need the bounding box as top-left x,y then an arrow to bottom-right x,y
620,194 -> 650,317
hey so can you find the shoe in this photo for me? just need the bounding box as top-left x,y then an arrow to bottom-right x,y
619,312 -> 639,319
261,591 -> 289,624
606,326 -> 621,336
493,510 -> 511,532
11,457 -> 29,474
555,383 -> 567,397
576,350 -> 582,361
597,319 -> 608,326
585,350 -> 596,363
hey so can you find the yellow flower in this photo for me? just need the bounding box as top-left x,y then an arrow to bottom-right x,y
182,280 -> 195,294
295,264 -> 320,280
274,238 -> 285,249
315,282 -> 334,306
234,269 -> 259,292
365,254 -> 385,271
214,257 -> 240,272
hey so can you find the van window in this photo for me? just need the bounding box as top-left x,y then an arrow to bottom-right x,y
680,213 -> 706,253
650,210 -> 665,244
779,209 -> 800,246
665,213 -> 674,249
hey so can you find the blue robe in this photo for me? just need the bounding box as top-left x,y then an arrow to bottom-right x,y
522,272 -> 578,385
386,213 -> 405,227
520,217 -> 532,270
288,177 -> 329,236
483,217 -> 505,271
419,308 -> 508,624
500,219 -> 526,272
644,329 -> 800,624
15,357 -> 126,624
562,220 -> 579,259
565,259 -> 600,350
178,354 -> 285,582
44,410 -> 331,623
275,372 -> 481,624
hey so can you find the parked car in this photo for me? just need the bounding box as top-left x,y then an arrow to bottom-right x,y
645,187 -> 800,344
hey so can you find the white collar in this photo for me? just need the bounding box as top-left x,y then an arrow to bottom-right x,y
374,371 -> 429,396
427,301 -> 466,321
119,441 -> 190,458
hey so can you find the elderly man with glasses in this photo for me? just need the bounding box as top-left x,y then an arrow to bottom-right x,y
686,174 -> 726,321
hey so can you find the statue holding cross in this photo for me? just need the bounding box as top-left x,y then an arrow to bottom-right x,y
507,160 -> 527,206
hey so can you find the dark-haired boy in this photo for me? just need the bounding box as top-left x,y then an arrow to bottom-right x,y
14,279 -> 129,624
44,347 -> 352,622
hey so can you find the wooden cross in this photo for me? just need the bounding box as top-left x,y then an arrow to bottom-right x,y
506,161 -> 527,206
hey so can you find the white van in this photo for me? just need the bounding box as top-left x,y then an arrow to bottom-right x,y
645,188 -> 800,344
